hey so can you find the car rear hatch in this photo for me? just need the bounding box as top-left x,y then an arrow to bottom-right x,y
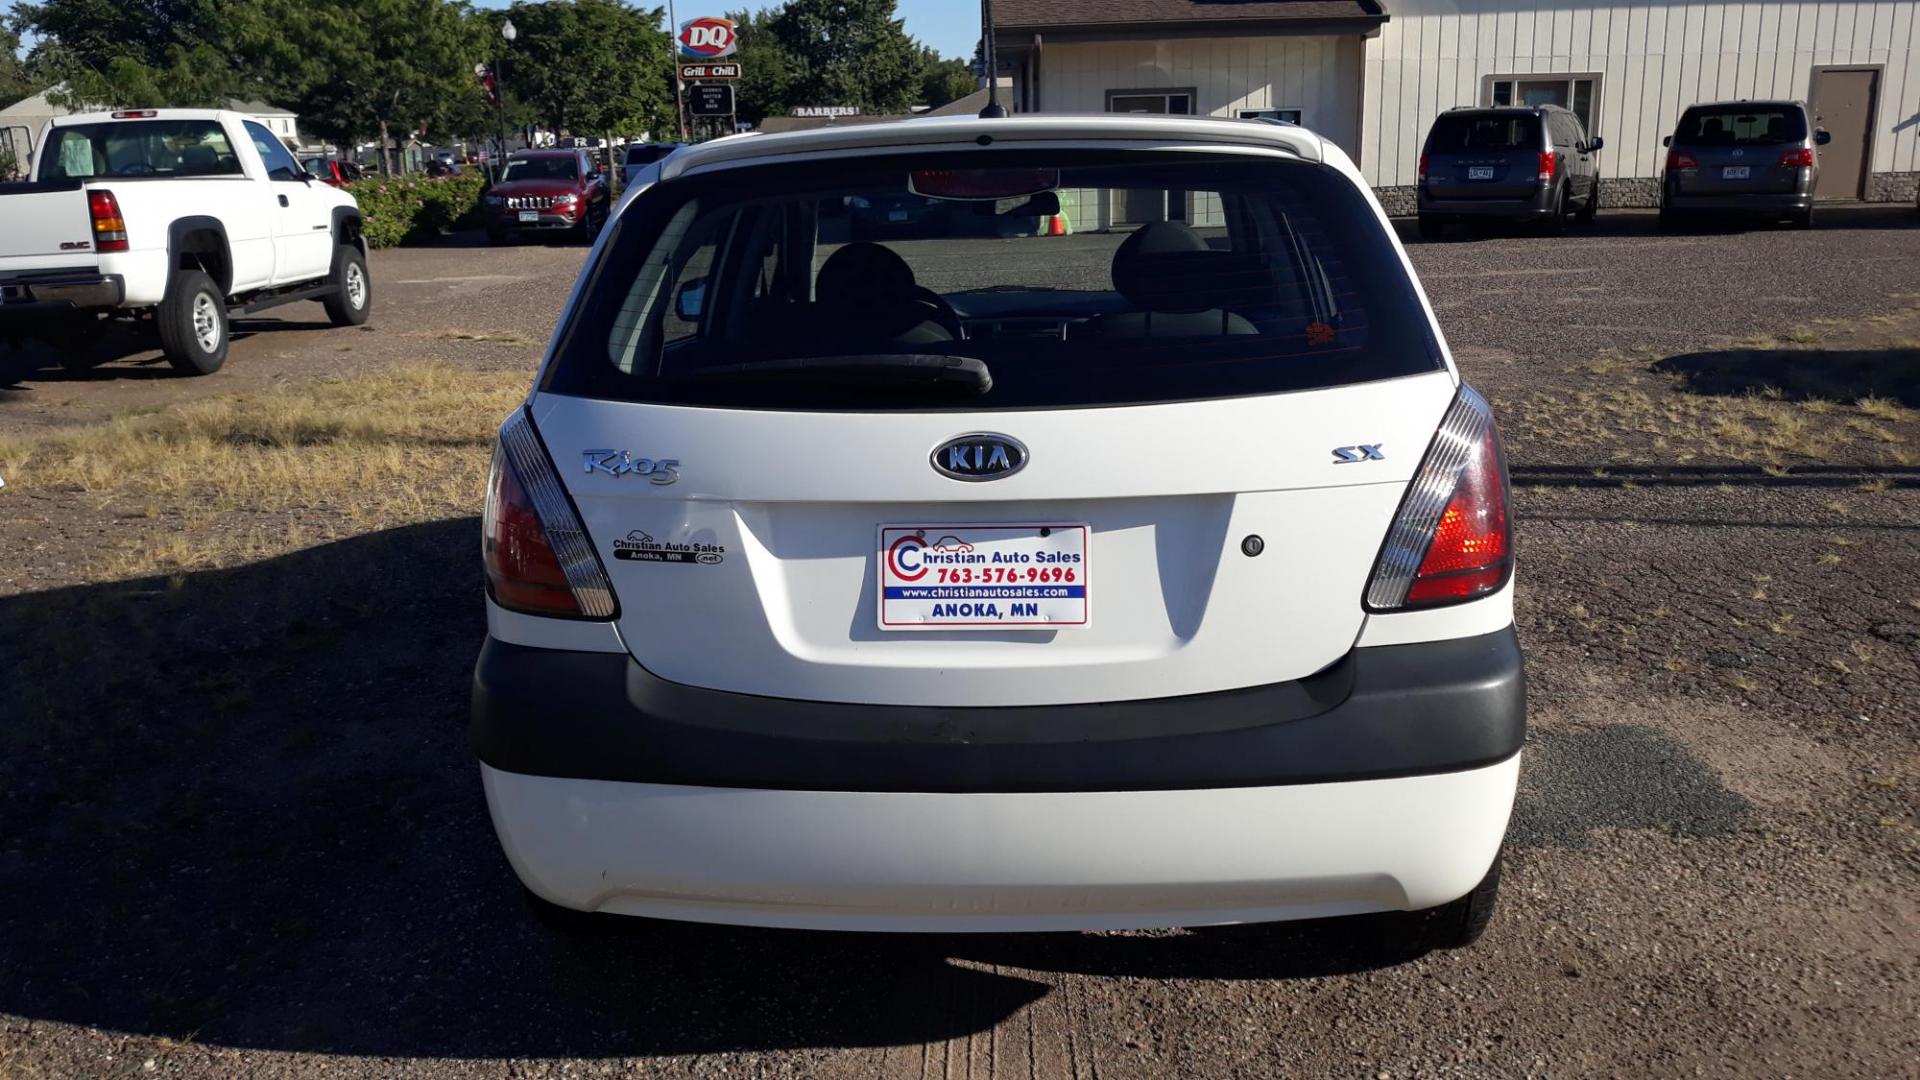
520,144 -> 1460,707
1669,105 -> 1808,196
1423,113 -> 1542,200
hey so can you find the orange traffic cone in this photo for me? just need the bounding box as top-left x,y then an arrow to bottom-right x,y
1046,213 -> 1067,237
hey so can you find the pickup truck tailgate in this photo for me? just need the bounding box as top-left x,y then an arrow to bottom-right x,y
0,180 -> 98,274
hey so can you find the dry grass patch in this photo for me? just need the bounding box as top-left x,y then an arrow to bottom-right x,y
0,363 -> 527,579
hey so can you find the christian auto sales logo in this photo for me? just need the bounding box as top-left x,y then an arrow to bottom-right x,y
885,533 -> 974,581
612,530 -> 725,565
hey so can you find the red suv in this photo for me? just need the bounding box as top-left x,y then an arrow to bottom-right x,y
484,149 -> 610,245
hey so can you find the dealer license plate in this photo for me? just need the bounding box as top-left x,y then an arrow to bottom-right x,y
878,525 -> 1088,631
1722,166 -> 1750,180
1468,166 -> 1496,180
518,210 -> 539,223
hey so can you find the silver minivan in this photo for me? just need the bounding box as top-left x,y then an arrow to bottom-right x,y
1660,100 -> 1828,229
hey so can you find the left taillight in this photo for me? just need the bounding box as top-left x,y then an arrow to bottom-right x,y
1364,386 -> 1513,612
88,190 -> 129,252
484,408 -> 618,619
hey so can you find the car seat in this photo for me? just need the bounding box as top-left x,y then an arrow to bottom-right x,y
1083,222 -> 1263,338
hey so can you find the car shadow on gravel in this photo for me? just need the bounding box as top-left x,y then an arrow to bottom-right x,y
1,318 -> 338,385
0,519 -> 1461,1059
1655,345 -> 1920,407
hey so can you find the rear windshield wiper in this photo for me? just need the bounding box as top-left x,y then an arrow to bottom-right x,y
683,354 -> 992,395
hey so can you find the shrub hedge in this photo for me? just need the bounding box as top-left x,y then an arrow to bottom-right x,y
347,173 -> 487,249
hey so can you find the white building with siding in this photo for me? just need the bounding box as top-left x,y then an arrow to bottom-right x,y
994,0 -> 1920,217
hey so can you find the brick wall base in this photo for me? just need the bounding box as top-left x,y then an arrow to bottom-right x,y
1375,172 -> 1920,215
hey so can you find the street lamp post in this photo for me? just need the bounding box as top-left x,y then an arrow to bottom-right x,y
495,18 -> 518,183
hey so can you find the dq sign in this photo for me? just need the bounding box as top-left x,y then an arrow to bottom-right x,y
679,17 -> 739,59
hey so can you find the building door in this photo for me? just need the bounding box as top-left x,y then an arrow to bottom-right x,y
1811,67 -> 1878,201
1107,90 -> 1192,225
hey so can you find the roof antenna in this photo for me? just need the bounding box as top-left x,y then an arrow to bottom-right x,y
979,0 -> 1007,118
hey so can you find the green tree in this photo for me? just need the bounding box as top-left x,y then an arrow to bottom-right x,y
242,0 -> 487,172
13,0 -> 258,108
917,52 -> 973,109
726,7 -> 796,127
768,0 -> 921,114
1,28 -> 39,110
502,0 -> 672,141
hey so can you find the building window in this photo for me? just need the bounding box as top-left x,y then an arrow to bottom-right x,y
1107,89 -> 1193,115
1237,108 -> 1303,125
1484,73 -> 1601,132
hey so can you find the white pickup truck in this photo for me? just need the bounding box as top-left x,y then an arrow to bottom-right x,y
0,108 -> 370,375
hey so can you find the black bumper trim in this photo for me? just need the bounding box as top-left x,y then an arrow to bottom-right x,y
471,628 -> 1525,793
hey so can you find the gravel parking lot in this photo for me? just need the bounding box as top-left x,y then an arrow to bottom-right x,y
1,209 -> 1915,1078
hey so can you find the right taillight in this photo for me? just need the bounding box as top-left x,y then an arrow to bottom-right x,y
484,408 -> 618,619
1666,149 -> 1699,171
1778,147 -> 1815,168
1365,386 -> 1512,612
1536,150 -> 1557,182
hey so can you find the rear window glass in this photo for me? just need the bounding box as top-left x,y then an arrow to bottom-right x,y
1676,106 -> 1807,145
42,119 -> 243,180
544,150 -> 1443,411
1427,114 -> 1541,152
502,156 -> 577,181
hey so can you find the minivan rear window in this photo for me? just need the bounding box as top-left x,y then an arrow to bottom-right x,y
1427,114 -> 1541,152
1675,105 -> 1807,145
544,150 -> 1444,411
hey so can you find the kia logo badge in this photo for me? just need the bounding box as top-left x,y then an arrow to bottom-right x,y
931,433 -> 1028,482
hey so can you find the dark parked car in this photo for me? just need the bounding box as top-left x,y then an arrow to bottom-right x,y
621,142 -> 683,188
1660,100 -> 1827,229
299,157 -> 360,187
1416,105 -> 1603,238
847,191 -> 952,240
482,148 -> 610,245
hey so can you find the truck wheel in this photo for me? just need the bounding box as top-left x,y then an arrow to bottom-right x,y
52,317 -> 107,372
156,269 -> 229,376
1422,854 -> 1501,949
322,244 -> 372,327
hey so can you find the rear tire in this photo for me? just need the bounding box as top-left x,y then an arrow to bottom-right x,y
156,268 -> 228,376
321,243 -> 372,327
1578,181 -> 1600,223
51,317 -> 106,372
1792,206 -> 1814,230
1423,854 -> 1502,949
1417,214 -> 1443,241
1545,187 -> 1569,235
486,227 -> 508,246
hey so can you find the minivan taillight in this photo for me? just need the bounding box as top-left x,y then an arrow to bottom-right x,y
484,409 -> 618,619
1536,151 -> 1556,182
1364,386 -> 1512,611
1418,153 -> 1429,180
1666,149 -> 1699,171
88,190 -> 129,252
1778,147 -> 1815,168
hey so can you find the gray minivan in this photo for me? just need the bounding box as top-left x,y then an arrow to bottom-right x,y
1660,100 -> 1827,229
1417,105 -> 1604,238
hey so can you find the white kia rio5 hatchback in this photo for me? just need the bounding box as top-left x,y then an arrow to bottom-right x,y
473,114 -> 1523,946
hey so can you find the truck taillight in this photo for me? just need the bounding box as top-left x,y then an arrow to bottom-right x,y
484,409 -> 618,619
1666,149 -> 1699,171
1365,386 -> 1512,612
1536,151 -> 1557,182
88,190 -> 128,252
1778,147 -> 1816,168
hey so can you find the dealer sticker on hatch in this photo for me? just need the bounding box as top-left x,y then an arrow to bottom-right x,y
878,525 -> 1088,630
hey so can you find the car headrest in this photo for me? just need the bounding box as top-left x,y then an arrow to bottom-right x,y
817,242 -> 918,308
1110,222 -> 1274,315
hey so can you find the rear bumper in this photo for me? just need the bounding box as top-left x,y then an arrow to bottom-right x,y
0,271 -> 124,323
471,627 -> 1527,793
1663,190 -> 1813,214
1416,187 -> 1556,219
484,754 -> 1518,931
